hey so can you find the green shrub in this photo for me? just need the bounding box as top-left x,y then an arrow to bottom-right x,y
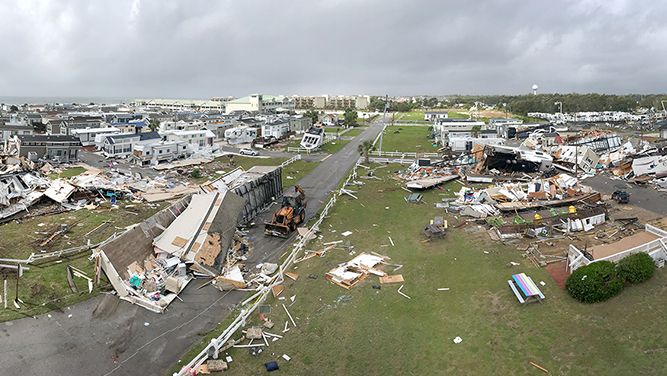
566,261 -> 624,303
190,168 -> 202,179
618,253 -> 656,284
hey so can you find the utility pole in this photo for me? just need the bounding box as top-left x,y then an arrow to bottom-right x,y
575,143 -> 578,175
378,95 -> 388,152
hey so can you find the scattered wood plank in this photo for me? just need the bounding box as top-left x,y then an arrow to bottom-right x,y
379,274 -> 404,284
285,272 -> 299,281
529,361 -> 549,374
271,284 -> 285,297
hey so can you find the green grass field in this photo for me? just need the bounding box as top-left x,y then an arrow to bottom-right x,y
323,126 -> 343,133
0,201 -> 166,322
378,126 -> 438,152
395,111 -> 425,121
184,165 -> 667,376
394,110 -> 469,122
319,139 -> 351,154
343,127 -> 368,137
447,111 -> 470,119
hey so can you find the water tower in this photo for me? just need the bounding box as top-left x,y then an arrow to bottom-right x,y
532,84 -> 538,96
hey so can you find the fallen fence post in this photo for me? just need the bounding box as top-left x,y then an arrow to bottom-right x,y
282,303 -> 297,327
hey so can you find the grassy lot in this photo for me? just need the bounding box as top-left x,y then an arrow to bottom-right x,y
185,166 -> 667,376
395,111 -> 425,121
343,127 -> 368,137
447,111 -> 470,119
319,139 -> 351,154
379,126 -> 438,152
0,201 -> 166,321
323,126 -> 343,134
194,156 -> 319,188
48,166 -> 86,180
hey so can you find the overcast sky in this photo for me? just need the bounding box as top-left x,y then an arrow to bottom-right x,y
0,0 -> 665,98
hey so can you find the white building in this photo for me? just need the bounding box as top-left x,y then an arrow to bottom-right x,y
448,137 -> 505,152
224,126 -> 259,145
161,129 -> 216,152
567,224 -> 667,273
102,132 -> 162,158
300,127 -> 325,150
261,120 -> 291,139
159,120 -> 205,132
71,127 -> 121,146
132,98 -> 226,112
0,114 -> 33,143
433,120 -> 487,146
225,94 -> 295,114
424,112 -> 449,121
132,140 -> 189,166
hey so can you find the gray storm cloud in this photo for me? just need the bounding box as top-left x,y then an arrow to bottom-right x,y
0,0 -> 665,97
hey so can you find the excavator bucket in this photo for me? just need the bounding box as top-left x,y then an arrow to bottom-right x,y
264,222 -> 291,238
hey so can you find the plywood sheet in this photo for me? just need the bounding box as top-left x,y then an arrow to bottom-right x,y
379,274 -> 404,284
171,236 -> 188,247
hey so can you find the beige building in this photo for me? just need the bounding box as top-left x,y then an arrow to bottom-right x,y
133,99 -> 226,111
291,95 -> 370,110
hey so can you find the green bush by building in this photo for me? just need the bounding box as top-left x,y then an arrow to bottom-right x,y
618,253 -> 656,285
566,261 -> 624,303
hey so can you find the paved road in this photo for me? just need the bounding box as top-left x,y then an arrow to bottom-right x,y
584,174 -> 667,215
1,119 -> 384,376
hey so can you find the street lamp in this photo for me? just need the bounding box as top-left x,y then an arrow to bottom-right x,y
554,101 -> 563,114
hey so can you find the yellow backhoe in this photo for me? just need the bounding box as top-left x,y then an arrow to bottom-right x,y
264,185 -> 307,238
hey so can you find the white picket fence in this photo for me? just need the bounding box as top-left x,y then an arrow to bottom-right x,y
367,157 -> 416,165
176,163 -> 361,375
369,150 -> 439,158
287,146 -> 311,153
279,154 -> 301,168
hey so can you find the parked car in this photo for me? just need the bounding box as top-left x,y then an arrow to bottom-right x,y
239,148 -> 259,156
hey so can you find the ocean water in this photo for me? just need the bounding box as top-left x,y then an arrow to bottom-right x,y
0,96 -> 128,105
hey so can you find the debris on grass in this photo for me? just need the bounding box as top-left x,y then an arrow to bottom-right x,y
285,271 -> 299,281
282,303 -> 297,327
397,284 -> 412,299
379,274 -> 404,284
529,361 -> 549,374
326,253 -> 387,289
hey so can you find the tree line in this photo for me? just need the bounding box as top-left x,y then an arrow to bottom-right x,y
367,94 -> 667,115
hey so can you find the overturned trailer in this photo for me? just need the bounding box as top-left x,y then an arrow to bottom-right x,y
484,145 -> 553,172
202,165 -> 283,223
96,196 -> 191,313
96,190 -> 246,313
